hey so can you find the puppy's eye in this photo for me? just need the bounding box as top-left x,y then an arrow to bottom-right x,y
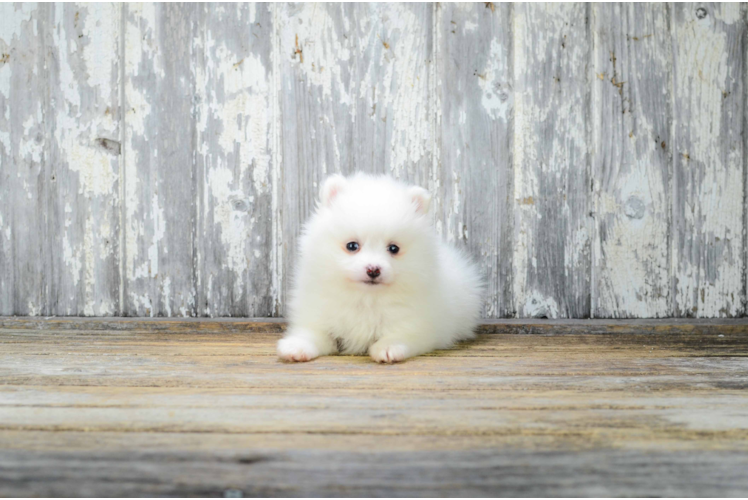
346,241 -> 360,252
387,244 -> 400,255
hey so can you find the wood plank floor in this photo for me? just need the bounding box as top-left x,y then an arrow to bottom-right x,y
1,318 -> 748,497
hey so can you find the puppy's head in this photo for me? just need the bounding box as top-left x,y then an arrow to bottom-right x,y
303,174 -> 434,290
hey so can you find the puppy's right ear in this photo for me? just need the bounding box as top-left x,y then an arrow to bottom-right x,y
408,186 -> 432,215
319,174 -> 347,207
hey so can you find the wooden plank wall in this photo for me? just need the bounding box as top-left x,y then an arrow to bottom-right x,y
0,3 -> 746,319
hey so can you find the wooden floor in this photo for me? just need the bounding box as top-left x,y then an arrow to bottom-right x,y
2,318 -> 748,497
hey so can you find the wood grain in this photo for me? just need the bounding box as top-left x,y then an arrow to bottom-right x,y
513,3 -> 592,319
591,4 -> 672,318
0,3 -> 50,315
1,322 -> 747,496
194,4 -> 275,317
2,447 -> 748,497
47,3 -> 122,316
672,3 -> 745,317
435,3 -> 513,318
351,3 -> 434,186
123,3 -> 197,317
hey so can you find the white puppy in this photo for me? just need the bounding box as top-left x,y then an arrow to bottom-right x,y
277,173 -> 484,363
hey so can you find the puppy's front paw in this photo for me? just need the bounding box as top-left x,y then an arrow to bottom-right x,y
277,336 -> 320,362
369,341 -> 410,364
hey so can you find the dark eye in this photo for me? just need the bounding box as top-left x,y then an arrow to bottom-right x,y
387,244 -> 400,255
346,241 -> 359,252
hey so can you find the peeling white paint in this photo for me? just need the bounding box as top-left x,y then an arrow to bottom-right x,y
0,2 -> 48,308
208,49 -> 270,196
162,276 -> 172,317
122,0 -> 173,316
193,5 -> 276,316
63,140 -> 117,196
52,6 -> 81,111
513,4 -> 590,318
0,213 -> 8,242
147,193 -> 165,279
463,20 -> 478,33
376,5 -> 431,177
713,3 -> 741,24
0,4 -> 37,49
81,3 -> 119,101
522,291 -> 560,318
350,4 -> 433,178
588,4 -> 672,318
206,166 -> 249,297
287,4 -> 352,106
479,38 -> 511,122
46,3 -> 122,316
62,232 -> 82,288
27,300 -> 41,316
19,105 -> 43,163
1,2 -> 746,319
82,217 -> 96,316
0,1 -> 38,168
0,49 -> 12,100
673,3 -> 744,317
123,2 -> 157,300
130,293 -> 153,318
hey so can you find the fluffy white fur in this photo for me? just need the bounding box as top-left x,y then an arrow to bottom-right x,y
277,173 -> 484,363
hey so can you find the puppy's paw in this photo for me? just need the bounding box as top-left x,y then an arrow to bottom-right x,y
369,341 -> 410,364
277,336 -> 320,362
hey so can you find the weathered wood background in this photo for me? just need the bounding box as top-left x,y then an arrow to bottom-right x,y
0,3 -> 746,319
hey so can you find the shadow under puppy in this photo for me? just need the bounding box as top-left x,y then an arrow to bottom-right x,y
278,173 -> 484,363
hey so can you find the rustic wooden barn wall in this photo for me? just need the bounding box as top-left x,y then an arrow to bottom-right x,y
0,3 -> 746,319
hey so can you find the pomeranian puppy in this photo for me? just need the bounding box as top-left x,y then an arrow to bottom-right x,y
277,173 -> 484,363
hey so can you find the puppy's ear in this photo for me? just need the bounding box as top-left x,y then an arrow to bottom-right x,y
408,186 -> 431,215
319,174 -> 347,207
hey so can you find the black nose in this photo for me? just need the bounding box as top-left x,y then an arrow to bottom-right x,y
366,267 -> 381,278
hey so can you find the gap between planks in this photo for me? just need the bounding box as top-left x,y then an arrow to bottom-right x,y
1,316 -> 747,335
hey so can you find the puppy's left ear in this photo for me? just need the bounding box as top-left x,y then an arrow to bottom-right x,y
408,186 -> 431,215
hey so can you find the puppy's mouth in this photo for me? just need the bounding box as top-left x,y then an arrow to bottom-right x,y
363,279 -> 380,285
